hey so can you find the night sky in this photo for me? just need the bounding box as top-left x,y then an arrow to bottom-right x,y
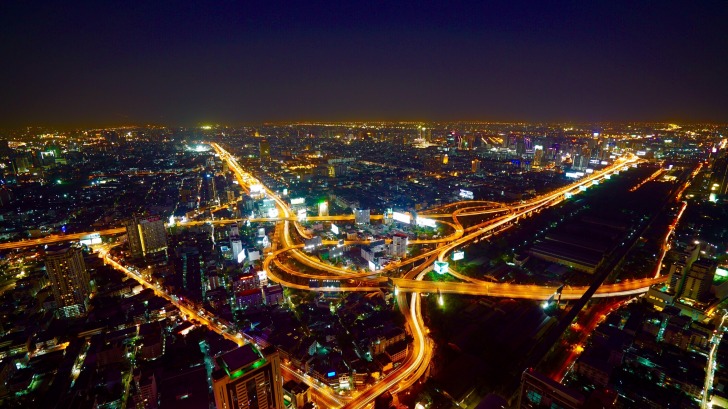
1,1 -> 727,127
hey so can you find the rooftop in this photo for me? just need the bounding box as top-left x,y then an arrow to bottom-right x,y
219,344 -> 263,374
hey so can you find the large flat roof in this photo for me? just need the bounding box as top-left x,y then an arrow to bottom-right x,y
220,344 -> 262,373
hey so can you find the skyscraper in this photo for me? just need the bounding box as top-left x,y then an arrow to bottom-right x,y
124,216 -> 168,258
45,244 -> 90,317
213,345 -> 284,409
388,233 -> 408,258
259,139 -> 271,163
711,154 -> 728,196
681,259 -> 717,303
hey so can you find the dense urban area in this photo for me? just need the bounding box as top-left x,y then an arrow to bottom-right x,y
0,122 -> 727,409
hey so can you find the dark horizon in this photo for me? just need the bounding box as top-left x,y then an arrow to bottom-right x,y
2,1 -> 728,128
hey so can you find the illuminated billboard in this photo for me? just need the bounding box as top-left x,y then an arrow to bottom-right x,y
331,224 -> 340,235
80,233 -> 102,246
297,208 -> 307,220
392,212 -> 411,224
416,217 -> 436,228
250,184 -> 263,194
434,261 -> 449,274
452,251 -> 464,261
585,168 -> 594,174
636,151 -> 646,156
291,197 -> 305,205
459,189 -> 474,199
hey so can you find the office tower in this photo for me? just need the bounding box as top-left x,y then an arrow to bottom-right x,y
419,126 -> 431,142
533,148 -> 544,167
516,140 -> 526,155
259,139 -> 271,163
354,208 -> 370,224
179,247 -> 204,301
471,159 -> 481,173
388,233 -> 408,258
712,154 -> 728,196
318,201 -> 329,217
524,136 -> 534,152
45,244 -> 90,317
666,243 -> 700,294
681,259 -> 717,303
125,216 -> 168,258
231,237 -> 244,263
213,345 -> 284,409
517,368 -> 585,409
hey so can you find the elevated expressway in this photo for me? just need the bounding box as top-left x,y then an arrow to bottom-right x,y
211,143 -> 650,408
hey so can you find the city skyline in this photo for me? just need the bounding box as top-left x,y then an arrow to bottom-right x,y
2,1 -> 728,408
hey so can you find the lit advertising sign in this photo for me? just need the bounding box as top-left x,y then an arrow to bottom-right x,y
416,217 -> 437,228
392,212 -> 411,224
250,184 -> 263,194
297,208 -> 307,220
452,251 -> 464,261
80,233 -> 102,246
434,261 -> 449,275
636,151 -> 647,156
459,189 -> 474,199
585,168 -> 594,174
600,160 -> 609,165
291,197 -> 305,205
331,224 -> 340,235
565,172 -> 580,179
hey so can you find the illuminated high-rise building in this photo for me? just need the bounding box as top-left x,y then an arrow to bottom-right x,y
213,345 -> 284,409
419,126 -> 431,142
45,244 -> 90,317
680,259 -> 717,303
471,159 -> 481,173
711,154 -> 728,197
260,139 -> 271,163
125,215 -> 168,258
389,233 -> 408,258
533,148 -> 544,167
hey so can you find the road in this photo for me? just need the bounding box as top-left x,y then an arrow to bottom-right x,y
702,313 -> 727,409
